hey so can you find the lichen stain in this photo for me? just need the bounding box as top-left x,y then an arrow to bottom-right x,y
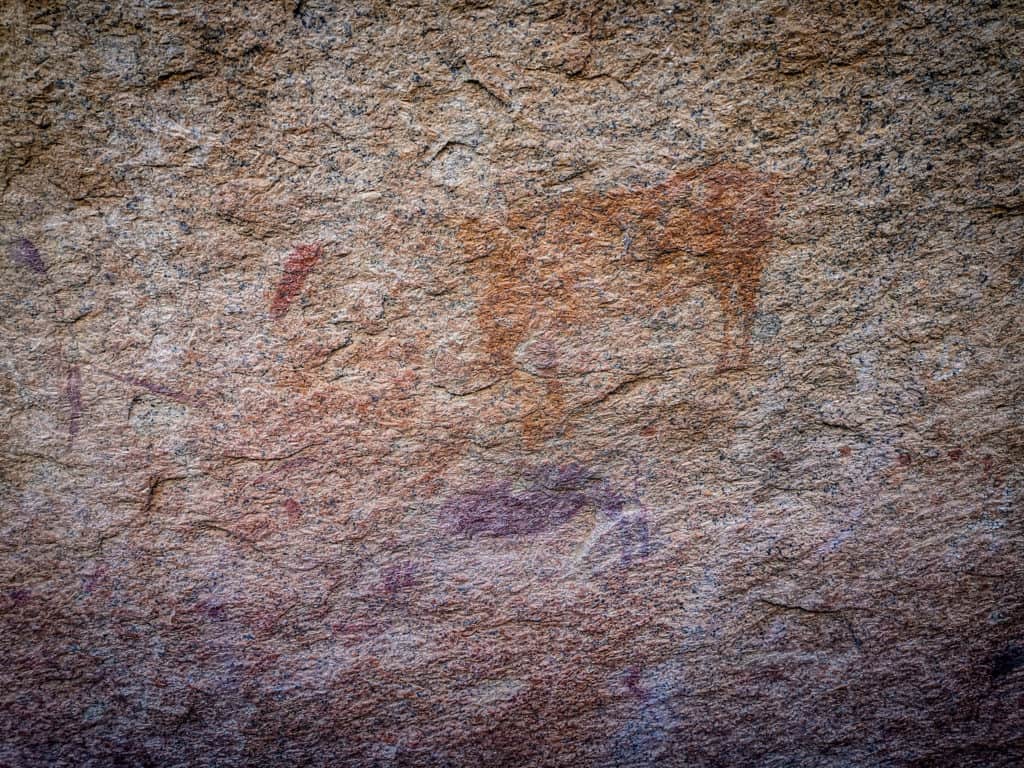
270,243 -> 323,318
458,164 -> 779,443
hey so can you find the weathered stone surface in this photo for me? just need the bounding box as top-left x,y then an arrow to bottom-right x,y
1,1 -> 1022,766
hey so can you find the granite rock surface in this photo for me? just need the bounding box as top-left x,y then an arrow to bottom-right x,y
1,1 -> 1022,766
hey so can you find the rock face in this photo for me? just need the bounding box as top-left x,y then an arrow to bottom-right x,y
1,2 -> 1022,766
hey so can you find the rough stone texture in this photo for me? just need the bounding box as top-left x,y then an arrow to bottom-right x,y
1,2 -> 1022,766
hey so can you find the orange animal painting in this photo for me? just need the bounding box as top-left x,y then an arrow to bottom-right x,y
458,163 -> 779,445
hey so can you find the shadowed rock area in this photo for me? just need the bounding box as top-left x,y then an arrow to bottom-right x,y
1,1 -> 1022,766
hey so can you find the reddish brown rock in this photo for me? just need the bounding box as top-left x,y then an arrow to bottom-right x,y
0,2 -> 1021,767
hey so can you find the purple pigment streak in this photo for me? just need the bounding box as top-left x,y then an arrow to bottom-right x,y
617,514 -> 651,565
442,463 -> 630,538
104,371 -> 194,405
66,365 -> 82,440
8,238 -> 46,274
382,561 -> 418,594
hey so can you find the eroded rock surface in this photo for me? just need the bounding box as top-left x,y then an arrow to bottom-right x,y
1,2 -> 1022,766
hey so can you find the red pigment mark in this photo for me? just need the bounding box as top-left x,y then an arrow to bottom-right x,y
621,666 -> 646,698
79,563 -> 108,595
251,457 -> 315,488
2,587 -> 32,612
948,447 -> 964,462
270,243 -> 322,318
103,370 -> 194,405
8,237 -> 46,274
381,561 -> 418,595
283,498 -> 302,522
253,599 -> 300,635
66,365 -> 82,441
194,599 -> 227,622
331,620 -> 383,647
838,446 -> 852,457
